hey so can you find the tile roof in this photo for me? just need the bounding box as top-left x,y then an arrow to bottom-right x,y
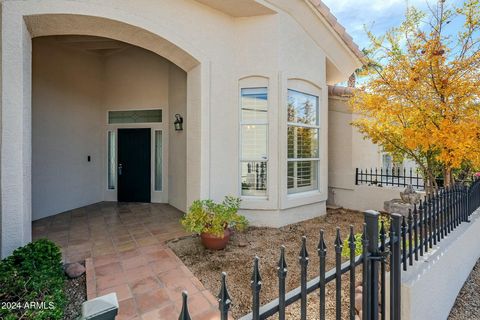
328,85 -> 355,97
308,0 -> 366,64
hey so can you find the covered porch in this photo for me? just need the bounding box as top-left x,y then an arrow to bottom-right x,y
32,202 -> 189,263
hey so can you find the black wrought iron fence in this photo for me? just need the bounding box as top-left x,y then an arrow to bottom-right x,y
397,179 -> 480,274
242,161 -> 267,194
355,167 -> 425,190
177,178 -> 480,320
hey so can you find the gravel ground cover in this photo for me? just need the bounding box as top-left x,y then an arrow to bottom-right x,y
63,265 -> 87,320
169,208 -> 368,319
449,259 -> 480,320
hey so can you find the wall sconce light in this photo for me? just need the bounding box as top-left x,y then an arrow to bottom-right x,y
174,114 -> 183,131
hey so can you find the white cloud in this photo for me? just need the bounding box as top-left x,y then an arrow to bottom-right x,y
322,0 -> 430,49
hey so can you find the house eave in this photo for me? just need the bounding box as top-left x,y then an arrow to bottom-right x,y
194,0 -> 276,17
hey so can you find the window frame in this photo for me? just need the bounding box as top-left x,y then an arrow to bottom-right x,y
104,107 -> 168,203
239,86 -> 269,199
286,88 -> 321,194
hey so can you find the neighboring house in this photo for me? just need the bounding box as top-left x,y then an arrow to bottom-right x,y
0,0 -> 364,257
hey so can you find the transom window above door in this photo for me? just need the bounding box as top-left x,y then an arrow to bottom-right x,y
108,109 -> 162,124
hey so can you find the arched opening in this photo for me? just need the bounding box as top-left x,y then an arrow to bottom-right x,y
25,14 -> 200,72
32,35 -> 188,221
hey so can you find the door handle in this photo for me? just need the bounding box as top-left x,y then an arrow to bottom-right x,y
118,163 -> 123,176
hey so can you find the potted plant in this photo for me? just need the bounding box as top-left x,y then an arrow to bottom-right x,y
181,196 -> 248,250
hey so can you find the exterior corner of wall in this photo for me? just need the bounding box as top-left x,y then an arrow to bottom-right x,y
168,63 -> 187,212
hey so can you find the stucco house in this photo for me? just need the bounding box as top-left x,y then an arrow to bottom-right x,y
0,0 -> 365,258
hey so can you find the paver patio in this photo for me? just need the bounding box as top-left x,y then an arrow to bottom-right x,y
32,202 -> 220,320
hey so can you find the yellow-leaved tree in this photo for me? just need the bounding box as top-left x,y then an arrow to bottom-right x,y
350,0 -> 480,189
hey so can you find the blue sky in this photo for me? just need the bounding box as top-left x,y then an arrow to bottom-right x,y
322,0 -> 465,51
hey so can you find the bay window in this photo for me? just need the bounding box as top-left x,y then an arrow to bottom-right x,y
240,87 -> 268,197
287,89 -> 319,194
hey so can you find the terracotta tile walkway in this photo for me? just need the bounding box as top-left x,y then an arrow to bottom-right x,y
32,202 -> 220,320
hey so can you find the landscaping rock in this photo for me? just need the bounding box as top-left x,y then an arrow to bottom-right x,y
400,185 -> 421,204
65,262 -> 86,279
449,258 -> 480,319
355,292 -> 363,312
384,199 -> 413,216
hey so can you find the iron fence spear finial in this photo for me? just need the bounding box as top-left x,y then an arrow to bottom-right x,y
178,291 -> 192,320
218,272 -> 231,320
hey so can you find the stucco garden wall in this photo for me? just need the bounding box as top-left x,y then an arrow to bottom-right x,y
329,185 -> 404,212
388,208 -> 480,320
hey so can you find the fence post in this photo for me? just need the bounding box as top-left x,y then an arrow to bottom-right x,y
218,272 -> 231,320
355,168 -> 359,185
364,210 -> 380,320
251,256 -> 262,320
390,214 -> 402,320
464,185 -> 470,223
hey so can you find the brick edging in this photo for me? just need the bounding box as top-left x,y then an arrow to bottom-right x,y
85,257 -> 97,300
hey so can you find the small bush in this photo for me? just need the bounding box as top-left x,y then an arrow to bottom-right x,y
181,196 -> 248,237
341,215 -> 391,258
0,239 -> 66,320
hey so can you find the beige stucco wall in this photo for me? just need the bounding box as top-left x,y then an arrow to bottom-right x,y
1,0 -> 361,255
168,65 -> 188,212
103,47 -> 170,110
32,38 -> 105,220
327,95 -> 400,211
328,95 -> 382,190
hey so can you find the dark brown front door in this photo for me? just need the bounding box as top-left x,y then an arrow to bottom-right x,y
117,128 -> 151,202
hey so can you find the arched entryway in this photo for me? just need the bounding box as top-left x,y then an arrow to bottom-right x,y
1,3 -> 210,257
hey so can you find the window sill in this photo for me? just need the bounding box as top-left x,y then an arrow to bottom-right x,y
240,196 -> 278,210
281,189 -> 326,210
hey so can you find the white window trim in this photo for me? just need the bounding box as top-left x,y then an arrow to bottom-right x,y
279,77 -> 326,210
287,89 -> 320,195
104,107 -> 168,203
237,75 -> 279,210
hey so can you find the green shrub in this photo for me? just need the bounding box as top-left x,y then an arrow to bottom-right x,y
0,239 -> 66,320
181,196 -> 248,237
341,215 -> 391,258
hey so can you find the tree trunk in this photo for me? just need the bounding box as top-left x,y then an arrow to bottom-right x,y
444,167 -> 452,187
422,168 -> 438,195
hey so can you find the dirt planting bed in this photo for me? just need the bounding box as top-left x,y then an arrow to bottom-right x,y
168,208 -> 368,319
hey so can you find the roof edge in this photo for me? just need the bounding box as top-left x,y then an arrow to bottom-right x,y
307,0 -> 366,65
328,85 -> 355,97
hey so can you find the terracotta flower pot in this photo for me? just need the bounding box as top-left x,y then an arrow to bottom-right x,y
200,229 -> 231,250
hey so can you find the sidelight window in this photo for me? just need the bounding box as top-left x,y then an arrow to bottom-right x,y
107,131 -> 116,190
